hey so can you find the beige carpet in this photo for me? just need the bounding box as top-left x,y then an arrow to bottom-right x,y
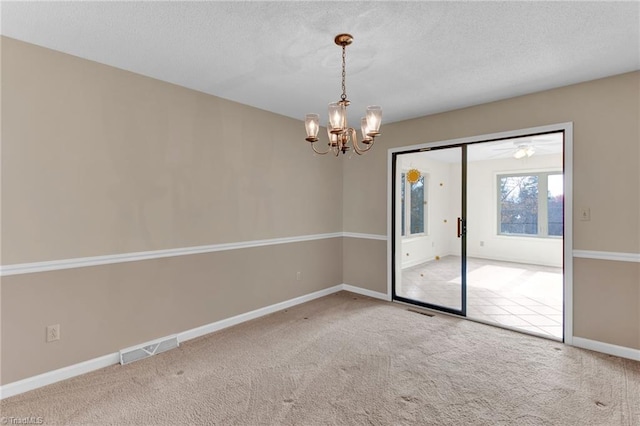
2,291 -> 639,425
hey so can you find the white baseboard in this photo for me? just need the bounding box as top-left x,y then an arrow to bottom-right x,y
342,284 -> 391,301
571,337 -> 640,361
0,284 -> 343,400
177,285 -> 342,342
0,353 -> 120,400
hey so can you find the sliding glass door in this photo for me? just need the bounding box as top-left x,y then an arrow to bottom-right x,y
391,130 -> 566,342
393,145 -> 466,315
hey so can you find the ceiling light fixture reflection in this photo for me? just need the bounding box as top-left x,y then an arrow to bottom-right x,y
513,145 -> 535,159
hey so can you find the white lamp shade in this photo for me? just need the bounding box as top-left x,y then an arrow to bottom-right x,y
327,127 -> 338,146
361,117 -> 372,140
328,102 -> 346,133
365,105 -> 382,134
305,114 -> 320,139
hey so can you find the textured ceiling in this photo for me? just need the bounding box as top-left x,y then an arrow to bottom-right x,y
2,1 -> 639,128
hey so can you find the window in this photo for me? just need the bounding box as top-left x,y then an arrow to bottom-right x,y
401,172 -> 427,236
547,174 -> 563,236
498,172 -> 563,237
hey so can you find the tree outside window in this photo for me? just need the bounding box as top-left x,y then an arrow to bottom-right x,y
498,172 -> 563,237
401,172 -> 427,236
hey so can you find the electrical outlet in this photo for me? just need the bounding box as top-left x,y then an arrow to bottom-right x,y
46,324 -> 60,342
296,271 -> 302,281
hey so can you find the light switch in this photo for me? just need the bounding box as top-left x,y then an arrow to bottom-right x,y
580,208 -> 591,221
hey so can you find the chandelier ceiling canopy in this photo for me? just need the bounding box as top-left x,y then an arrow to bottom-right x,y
304,34 -> 382,157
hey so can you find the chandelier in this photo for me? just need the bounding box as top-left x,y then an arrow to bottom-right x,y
304,34 -> 382,156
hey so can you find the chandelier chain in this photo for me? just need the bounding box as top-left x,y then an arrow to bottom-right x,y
341,44 -> 347,101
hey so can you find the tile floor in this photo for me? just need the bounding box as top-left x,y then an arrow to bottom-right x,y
398,256 -> 563,340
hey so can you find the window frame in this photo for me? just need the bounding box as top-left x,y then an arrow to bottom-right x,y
496,171 -> 563,238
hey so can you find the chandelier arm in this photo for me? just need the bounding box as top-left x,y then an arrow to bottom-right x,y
334,142 -> 341,156
311,141 -> 330,155
349,128 -> 374,155
327,140 -> 337,156
361,138 -> 375,153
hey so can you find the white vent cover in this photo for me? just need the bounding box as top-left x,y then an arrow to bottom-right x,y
119,335 -> 179,365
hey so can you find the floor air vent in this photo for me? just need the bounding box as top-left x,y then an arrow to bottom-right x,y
408,308 -> 435,317
119,335 -> 179,365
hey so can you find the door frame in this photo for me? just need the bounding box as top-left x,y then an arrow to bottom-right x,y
386,122 -> 573,344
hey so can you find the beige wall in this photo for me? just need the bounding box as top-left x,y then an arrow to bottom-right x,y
1,37 -> 343,265
573,258 -> 639,349
343,71 -> 640,349
0,37 -> 344,384
1,37 -> 639,385
342,237 -> 387,294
